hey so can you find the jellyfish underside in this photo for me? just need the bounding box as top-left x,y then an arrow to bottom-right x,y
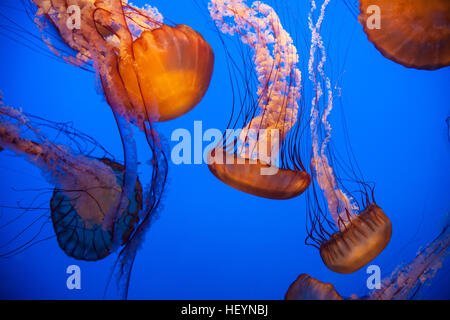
50,158 -> 143,261
359,0 -> 450,70
207,148 -> 311,200
320,203 -> 392,273
118,24 -> 215,122
285,274 -> 342,300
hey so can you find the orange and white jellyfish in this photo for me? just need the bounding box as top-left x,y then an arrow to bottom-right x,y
285,274 -> 343,300
207,0 -> 311,200
286,217 -> 450,300
357,0 -> 450,70
306,0 -> 391,273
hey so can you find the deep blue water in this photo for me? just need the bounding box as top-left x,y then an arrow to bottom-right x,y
0,0 -> 449,299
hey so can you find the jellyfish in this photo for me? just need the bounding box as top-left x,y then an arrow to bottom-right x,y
31,0 -> 215,124
367,218 -> 450,300
207,0 -> 311,200
356,0 -> 450,70
0,97 -> 168,299
0,103 -> 142,261
305,0 -> 391,273
28,0 -> 212,255
286,216 -> 450,300
285,274 -> 343,300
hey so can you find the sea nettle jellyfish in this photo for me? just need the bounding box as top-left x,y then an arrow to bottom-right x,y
306,0 -> 391,273
31,0 -> 214,123
286,217 -> 450,300
350,0 -> 450,70
0,104 -> 141,261
285,274 -> 343,300
207,0 -> 311,200
0,98 -> 167,298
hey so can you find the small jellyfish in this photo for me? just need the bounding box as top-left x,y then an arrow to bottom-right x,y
286,217 -> 450,300
306,0 -> 391,273
207,0 -> 311,200
358,0 -> 450,70
29,1 -> 211,253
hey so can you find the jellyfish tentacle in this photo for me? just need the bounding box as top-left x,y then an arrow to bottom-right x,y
108,111 -> 138,250
107,124 -> 169,300
305,0 -> 391,273
207,0 -> 311,200
0,105 -> 143,262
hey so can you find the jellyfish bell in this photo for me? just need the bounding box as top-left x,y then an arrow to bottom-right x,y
319,203 -> 392,273
285,274 -> 342,300
207,147 -> 311,200
304,0 -> 392,273
287,217 -> 450,300
207,0 -> 311,200
0,105 -> 144,261
358,0 -> 450,70
30,0 -> 214,124
50,158 -> 143,261
118,24 -> 215,122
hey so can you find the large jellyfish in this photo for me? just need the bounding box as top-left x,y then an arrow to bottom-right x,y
286,216 -> 450,300
305,0 -> 391,273
355,0 -> 450,70
31,0 -> 215,124
207,0 -> 311,200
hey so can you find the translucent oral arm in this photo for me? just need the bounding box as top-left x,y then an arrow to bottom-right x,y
368,222 -> 450,300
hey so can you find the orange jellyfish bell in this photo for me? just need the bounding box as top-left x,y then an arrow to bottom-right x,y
319,203 -> 392,274
208,148 -> 311,200
285,274 -> 343,300
119,24 -> 215,122
359,0 -> 450,70
31,0 -> 214,123
207,0 -> 311,200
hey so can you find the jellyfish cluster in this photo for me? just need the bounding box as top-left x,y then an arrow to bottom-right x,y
0,0 -> 449,299
1,0 -> 214,298
206,0 -> 449,299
